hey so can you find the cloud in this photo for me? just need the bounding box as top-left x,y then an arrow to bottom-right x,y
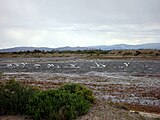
0,0 -> 160,48
0,23 -> 159,48
1,0 -> 160,25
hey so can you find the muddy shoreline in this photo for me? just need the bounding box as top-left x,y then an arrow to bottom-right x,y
0,57 -> 160,115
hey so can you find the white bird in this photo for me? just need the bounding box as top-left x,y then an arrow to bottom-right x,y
47,64 -> 51,68
119,66 -> 124,69
14,63 -> 19,67
47,64 -> 54,68
70,64 -> 76,68
95,61 -> 100,67
7,64 -> 12,67
50,64 -> 54,66
20,63 -> 27,67
57,65 -> 60,68
100,63 -> 106,67
34,64 -> 41,68
124,62 -> 130,67
21,63 -> 28,66
21,63 -> 26,66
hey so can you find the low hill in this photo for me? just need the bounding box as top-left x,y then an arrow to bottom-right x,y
0,43 -> 159,52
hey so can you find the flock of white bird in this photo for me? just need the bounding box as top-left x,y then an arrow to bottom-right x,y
6,61 -> 130,69
6,63 -> 27,68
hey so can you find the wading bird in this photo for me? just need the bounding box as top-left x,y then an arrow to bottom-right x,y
95,61 -> 100,67
34,64 -> 41,68
124,62 -> 130,67
70,64 -> 76,68
7,64 -> 12,67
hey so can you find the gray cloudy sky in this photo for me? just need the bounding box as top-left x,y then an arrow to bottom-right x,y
0,0 -> 160,48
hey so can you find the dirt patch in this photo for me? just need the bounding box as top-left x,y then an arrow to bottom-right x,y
0,115 -> 32,120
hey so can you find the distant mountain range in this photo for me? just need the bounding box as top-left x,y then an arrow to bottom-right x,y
0,43 -> 160,52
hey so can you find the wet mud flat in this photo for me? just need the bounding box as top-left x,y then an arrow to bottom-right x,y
0,57 -> 160,114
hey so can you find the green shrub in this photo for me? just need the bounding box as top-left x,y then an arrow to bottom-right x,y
123,52 -> 132,56
27,83 -> 95,120
27,89 -> 91,120
0,79 -> 38,115
134,50 -> 141,56
0,80 -> 94,120
59,83 -> 95,103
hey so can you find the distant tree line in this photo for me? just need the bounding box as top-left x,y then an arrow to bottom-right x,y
0,49 -> 111,54
0,49 -> 160,56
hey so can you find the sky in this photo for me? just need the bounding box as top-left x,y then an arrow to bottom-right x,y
0,0 -> 160,49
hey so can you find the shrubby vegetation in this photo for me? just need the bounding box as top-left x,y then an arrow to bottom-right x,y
0,79 -> 37,115
0,49 -> 160,59
1,49 -> 160,57
59,83 -> 95,103
0,80 -> 95,120
0,49 -> 110,55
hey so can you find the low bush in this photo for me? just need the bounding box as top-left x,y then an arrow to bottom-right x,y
134,50 -> 141,56
0,79 -> 38,115
123,52 -> 132,56
27,89 -> 91,120
27,83 -> 95,120
0,80 -> 95,120
59,83 -> 95,103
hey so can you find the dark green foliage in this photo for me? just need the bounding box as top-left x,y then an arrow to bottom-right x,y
155,53 -> 160,56
0,79 -> 37,115
0,80 -> 94,120
27,83 -> 95,120
134,50 -> 141,56
123,52 -> 132,56
118,51 -> 122,54
27,89 -> 91,120
59,83 -> 95,103
0,49 -> 110,55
